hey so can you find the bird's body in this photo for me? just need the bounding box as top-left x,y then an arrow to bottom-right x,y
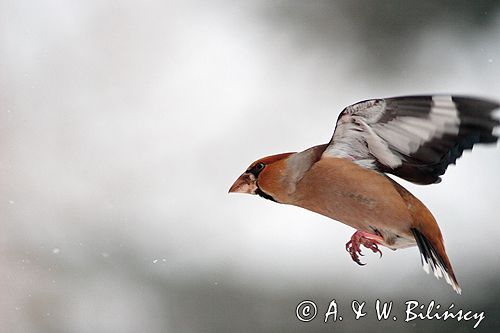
291,157 -> 417,249
230,95 -> 499,294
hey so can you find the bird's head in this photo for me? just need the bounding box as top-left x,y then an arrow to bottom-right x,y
228,152 -> 295,202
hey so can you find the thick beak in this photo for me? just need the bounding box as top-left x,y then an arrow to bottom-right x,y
228,173 -> 257,194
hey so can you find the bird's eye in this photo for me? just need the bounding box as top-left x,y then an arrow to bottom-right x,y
247,162 -> 265,176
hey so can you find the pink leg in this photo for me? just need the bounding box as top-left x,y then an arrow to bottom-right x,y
345,230 -> 384,266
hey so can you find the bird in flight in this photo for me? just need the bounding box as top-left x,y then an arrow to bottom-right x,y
229,95 -> 499,294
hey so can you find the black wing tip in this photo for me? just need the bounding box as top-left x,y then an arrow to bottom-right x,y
398,95 -> 498,183
411,228 -> 461,294
451,96 -> 500,112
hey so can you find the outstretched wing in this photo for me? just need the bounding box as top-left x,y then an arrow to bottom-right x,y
322,95 -> 499,184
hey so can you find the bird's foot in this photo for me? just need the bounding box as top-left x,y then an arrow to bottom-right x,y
345,230 -> 383,266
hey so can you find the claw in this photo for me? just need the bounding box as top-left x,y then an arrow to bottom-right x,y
345,230 -> 384,265
356,260 -> 366,266
365,241 -> 382,257
346,238 -> 367,265
369,243 -> 383,258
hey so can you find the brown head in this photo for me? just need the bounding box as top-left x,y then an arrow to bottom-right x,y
228,152 -> 295,202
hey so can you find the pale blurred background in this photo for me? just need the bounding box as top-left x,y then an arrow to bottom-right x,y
1,1 -> 500,332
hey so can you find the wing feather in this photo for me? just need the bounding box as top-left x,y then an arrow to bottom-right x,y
323,95 -> 499,184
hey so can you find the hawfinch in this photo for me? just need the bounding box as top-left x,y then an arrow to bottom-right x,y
229,95 -> 499,294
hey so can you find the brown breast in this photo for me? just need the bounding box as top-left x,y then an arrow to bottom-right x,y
288,158 -> 414,241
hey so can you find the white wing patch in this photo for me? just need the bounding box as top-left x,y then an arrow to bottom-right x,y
357,117 -> 402,168
324,99 -> 393,168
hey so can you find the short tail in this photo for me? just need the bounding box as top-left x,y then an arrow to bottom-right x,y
411,228 -> 461,294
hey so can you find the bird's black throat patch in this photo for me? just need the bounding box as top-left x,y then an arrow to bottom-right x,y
255,188 -> 276,202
